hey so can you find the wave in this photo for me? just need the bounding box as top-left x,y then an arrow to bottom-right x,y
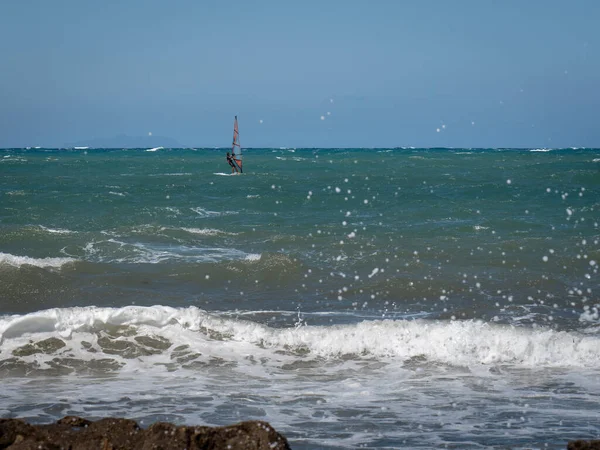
155,207 -> 181,216
190,207 -> 238,218
67,239 -> 260,264
179,227 -> 238,236
38,225 -> 76,235
145,147 -> 163,152
0,252 -> 76,269
0,306 -> 598,378
275,156 -> 307,161
149,173 -> 193,177
1,155 -> 27,163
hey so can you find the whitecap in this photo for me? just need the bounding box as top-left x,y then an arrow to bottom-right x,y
1,308 -> 599,369
180,228 -> 238,236
190,207 -> 238,218
0,252 -> 76,269
39,225 -> 76,235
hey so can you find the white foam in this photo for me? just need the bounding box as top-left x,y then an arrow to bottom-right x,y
39,225 -> 76,234
145,147 -> 163,152
149,173 -> 193,177
79,239 -> 257,264
0,155 -> 27,163
276,156 -> 305,162
180,228 -> 238,236
155,207 -> 181,216
213,172 -> 236,176
190,207 -> 237,218
530,148 -> 552,152
0,252 -> 76,269
580,306 -> 599,323
1,307 -> 598,369
194,315 -> 600,367
190,207 -> 222,217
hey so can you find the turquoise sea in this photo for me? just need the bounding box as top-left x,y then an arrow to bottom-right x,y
1,147 -> 599,449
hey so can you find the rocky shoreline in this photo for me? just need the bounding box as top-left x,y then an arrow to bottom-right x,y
0,416 -> 598,449
0,416 -> 290,449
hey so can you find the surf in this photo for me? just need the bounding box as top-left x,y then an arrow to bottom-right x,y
2,306 -> 599,373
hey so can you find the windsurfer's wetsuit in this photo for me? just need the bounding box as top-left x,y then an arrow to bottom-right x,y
226,154 -> 238,173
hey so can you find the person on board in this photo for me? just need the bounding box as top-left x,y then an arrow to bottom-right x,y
226,152 -> 238,174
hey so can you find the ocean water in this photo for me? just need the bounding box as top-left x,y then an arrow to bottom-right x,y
0,147 -> 599,449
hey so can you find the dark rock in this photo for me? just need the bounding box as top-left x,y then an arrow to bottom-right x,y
568,441 -> 600,450
0,416 -> 291,449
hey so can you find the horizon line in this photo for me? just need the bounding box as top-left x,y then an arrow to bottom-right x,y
0,146 -> 597,151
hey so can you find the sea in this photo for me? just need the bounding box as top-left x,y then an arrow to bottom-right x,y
0,147 -> 599,449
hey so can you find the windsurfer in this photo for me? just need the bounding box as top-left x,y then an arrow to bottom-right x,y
226,152 -> 238,174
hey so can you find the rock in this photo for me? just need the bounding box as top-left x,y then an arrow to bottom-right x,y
0,416 -> 291,450
568,441 -> 600,450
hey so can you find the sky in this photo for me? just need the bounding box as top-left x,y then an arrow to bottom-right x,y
0,0 -> 598,148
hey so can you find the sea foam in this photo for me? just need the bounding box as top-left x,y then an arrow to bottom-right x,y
0,252 -> 76,269
1,306 -> 598,369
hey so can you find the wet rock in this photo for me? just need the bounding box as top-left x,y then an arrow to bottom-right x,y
0,415 -> 291,449
568,441 -> 600,450
12,337 -> 66,357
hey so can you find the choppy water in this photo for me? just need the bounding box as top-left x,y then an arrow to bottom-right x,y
1,147 -> 599,449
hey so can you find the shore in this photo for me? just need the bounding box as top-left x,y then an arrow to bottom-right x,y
0,416 -> 290,450
1,416 -> 599,449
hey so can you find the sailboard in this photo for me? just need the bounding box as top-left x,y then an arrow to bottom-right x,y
231,116 -> 243,173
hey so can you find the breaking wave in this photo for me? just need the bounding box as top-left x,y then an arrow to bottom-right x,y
0,252 -> 76,269
1,306 -> 599,377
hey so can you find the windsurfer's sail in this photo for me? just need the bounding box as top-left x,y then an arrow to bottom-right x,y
231,116 -> 243,173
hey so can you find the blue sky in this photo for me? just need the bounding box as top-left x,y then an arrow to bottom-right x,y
1,0 -> 598,148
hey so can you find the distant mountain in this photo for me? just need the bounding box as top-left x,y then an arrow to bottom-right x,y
64,134 -> 183,148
